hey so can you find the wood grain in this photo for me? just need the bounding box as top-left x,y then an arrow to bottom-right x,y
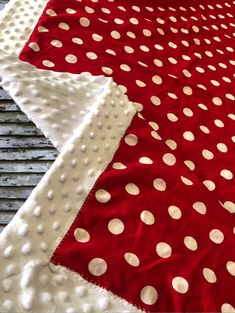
0,86 -> 57,231
0,0 -> 58,232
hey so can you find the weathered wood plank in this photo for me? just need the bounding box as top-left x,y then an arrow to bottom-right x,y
0,212 -> 15,225
0,0 -> 7,10
0,161 -> 53,173
0,225 -> 5,233
0,124 -> 43,136
0,112 -> 30,122
0,102 -> 20,112
0,199 -> 25,211
0,187 -> 32,199
0,173 -> 43,186
0,148 -> 58,160
0,136 -> 53,148
0,88 -> 11,100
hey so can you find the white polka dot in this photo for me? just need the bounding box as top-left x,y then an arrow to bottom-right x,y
181,176 -> 193,186
172,277 -> 189,294
214,119 -> 224,128
114,18 -> 124,24
168,206 -> 182,219
66,8 -> 76,14
184,236 -> 198,251
86,52 -> 97,60
124,253 -> 140,267
42,60 -> 55,68
139,157 -> 153,164
152,75 -> 162,85
184,160 -> 195,171
130,17 -> 138,24
151,96 -> 161,106
79,17 -> 90,27
126,31 -> 135,38
162,153 -> 176,166
136,80 -> 146,87
154,59 -> 163,67
108,218 -> 124,235
88,258 -> 107,276
140,286 -> 158,305
143,29 -> 152,37
85,6 -> 94,14
183,69 -> 191,77
221,201 -> 235,213
51,40 -> 62,48
111,30 -> 121,39
209,229 -> 224,244
125,183 -> 139,195
74,228 -> 90,243
92,34 -> 103,41
112,162 -> 126,170
203,268 -> 217,283
148,122 -> 157,130
193,201 -> 207,215
156,242 -> 172,258
220,169 -> 233,180
124,46 -> 134,54
65,54 -> 77,64
101,7 -> 110,14
226,93 -> 235,101
165,139 -> 177,150
203,180 -> 215,191
167,113 -> 178,122
29,42 -> 40,52
151,131 -> 162,140
217,143 -> 228,153
46,9 -> 57,16
221,303 -> 235,313
202,149 -> 214,160
140,210 -> 155,225
140,45 -> 149,52
120,64 -> 131,72
72,37 -> 83,45
183,131 -> 195,141
183,86 -> 193,95
200,125 -> 210,134
228,114 -> 235,121
59,22 -> 70,30
212,97 -> 222,105
125,134 -> 138,146
226,261 -> 235,276
102,67 -> 113,75
38,26 -> 49,32
95,189 -> 111,203
153,178 -> 166,191
183,108 -> 193,117
198,103 -> 208,111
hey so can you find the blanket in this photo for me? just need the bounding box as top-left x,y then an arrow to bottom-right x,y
0,0 -> 235,312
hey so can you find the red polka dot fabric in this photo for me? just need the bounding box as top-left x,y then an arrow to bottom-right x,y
20,0 -> 235,311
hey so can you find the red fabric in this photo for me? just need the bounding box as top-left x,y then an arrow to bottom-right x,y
20,0 -> 235,311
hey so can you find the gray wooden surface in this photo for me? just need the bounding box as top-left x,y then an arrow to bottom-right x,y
0,90 -> 58,233
0,0 -> 58,232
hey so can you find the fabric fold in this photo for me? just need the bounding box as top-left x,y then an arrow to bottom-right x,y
0,50 -> 139,312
